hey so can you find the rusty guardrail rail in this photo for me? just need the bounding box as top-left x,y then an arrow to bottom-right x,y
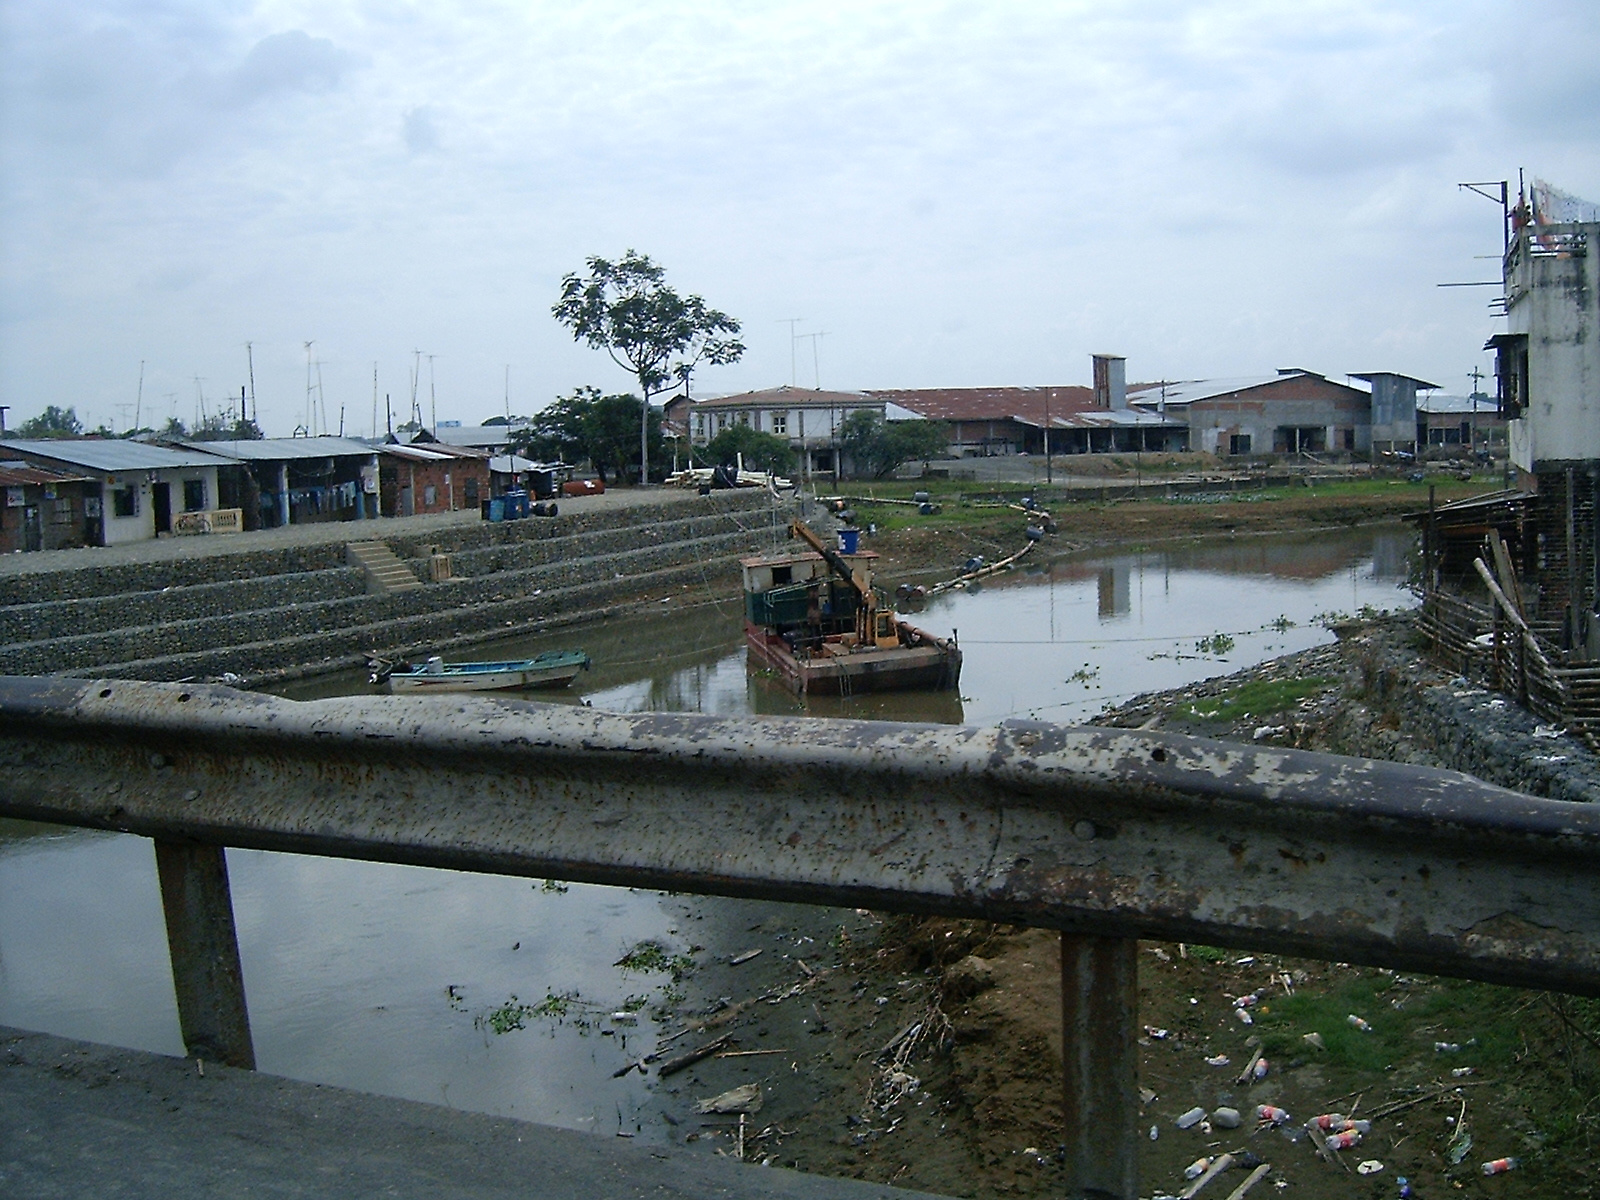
3,674 -> 1599,1199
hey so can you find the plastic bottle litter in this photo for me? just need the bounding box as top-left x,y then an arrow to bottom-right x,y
1234,1008 -> 1254,1026
1302,1031 -> 1325,1050
1308,1113 -> 1347,1131
1233,992 -> 1261,1008
1347,1014 -> 1372,1032
1149,1124 -> 1159,1141
1451,1066 -> 1475,1077
1252,1057 -> 1269,1081
1204,1054 -> 1231,1067
1256,1105 -> 1291,1125
1397,1176 -> 1413,1198
1184,1157 -> 1212,1181
1481,1157 -> 1520,1176
1434,1041 -> 1461,1053
1144,1026 -> 1171,1040
1327,1128 -> 1364,1150
1175,1106 -> 1207,1129
1211,1107 -> 1242,1129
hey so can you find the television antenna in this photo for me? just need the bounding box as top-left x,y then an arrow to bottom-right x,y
304,342 -> 316,434
797,331 -> 828,388
778,318 -> 804,385
244,342 -> 257,425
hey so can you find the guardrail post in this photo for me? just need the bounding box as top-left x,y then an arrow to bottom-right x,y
1061,932 -> 1139,1200
154,840 -> 256,1070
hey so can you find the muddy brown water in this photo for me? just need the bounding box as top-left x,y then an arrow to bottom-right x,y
0,527 -> 1414,1154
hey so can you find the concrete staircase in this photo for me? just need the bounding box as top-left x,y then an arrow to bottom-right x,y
347,542 -> 424,594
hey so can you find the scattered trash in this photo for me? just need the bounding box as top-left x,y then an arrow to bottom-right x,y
1326,1128 -> 1363,1151
1397,1177 -> 1413,1198
1481,1157 -> 1519,1176
1150,1124 -> 1160,1141
729,949 -> 763,966
1204,1054 -> 1231,1067
1145,1025 -> 1172,1040
1446,1128 -> 1473,1165
695,1083 -> 763,1115
1211,1107 -> 1242,1129
1176,1106 -> 1207,1129
1301,1031 -> 1325,1050
1347,1014 -> 1372,1032
1252,1058 -> 1269,1081
1235,1008 -> 1254,1026
1183,1156 -> 1212,1180
1256,1105 -> 1291,1125
1252,725 -> 1287,740
1233,992 -> 1261,1008
1357,1159 -> 1385,1175
1532,724 -> 1566,739
1234,956 -> 1256,967
1434,1041 -> 1460,1053
1451,1066 -> 1475,1077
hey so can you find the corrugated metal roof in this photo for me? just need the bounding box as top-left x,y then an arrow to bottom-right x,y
0,462 -> 93,486
868,386 -> 1096,423
1124,372 -> 1364,408
693,386 -> 872,410
0,438 -> 227,472
380,444 -> 455,462
177,437 -> 379,462
425,425 -> 523,447
1417,394 -> 1500,415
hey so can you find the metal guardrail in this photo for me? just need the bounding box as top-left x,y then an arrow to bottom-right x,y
3,675 -> 1599,1198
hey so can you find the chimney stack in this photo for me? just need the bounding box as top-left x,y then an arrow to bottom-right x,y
1092,354 -> 1126,410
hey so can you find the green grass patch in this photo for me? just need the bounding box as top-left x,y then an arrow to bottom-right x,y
1255,975 -> 1526,1074
614,939 -> 697,982
1177,676 -> 1332,723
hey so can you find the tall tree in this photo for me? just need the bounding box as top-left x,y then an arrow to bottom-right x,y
16,405 -> 83,438
551,250 -> 743,484
704,424 -> 796,475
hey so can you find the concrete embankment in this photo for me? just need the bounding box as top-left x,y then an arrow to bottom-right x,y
0,489 -> 795,685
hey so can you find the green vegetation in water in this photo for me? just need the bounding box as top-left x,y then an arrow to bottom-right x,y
615,939 -> 697,982
1178,676 -> 1332,724
1068,663 -> 1100,686
539,879 -> 570,894
474,989 -> 583,1035
1194,633 -> 1236,656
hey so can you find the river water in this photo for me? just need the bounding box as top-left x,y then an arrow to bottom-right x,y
0,526 -> 1414,1136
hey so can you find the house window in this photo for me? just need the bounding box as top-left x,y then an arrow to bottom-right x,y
53,498 -> 72,523
423,484 -> 437,507
1228,434 -> 1252,455
696,413 -> 707,437
464,477 -> 479,505
738,412 -> 750,426
771,412 -> 788,436
183,478 -> 206,511
112,485 -> 139,517
717,413 -> 728,432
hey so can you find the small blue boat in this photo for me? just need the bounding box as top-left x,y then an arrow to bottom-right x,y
374,650 -> 591,693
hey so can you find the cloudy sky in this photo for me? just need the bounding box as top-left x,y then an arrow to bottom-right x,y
2,1 -> 1597,437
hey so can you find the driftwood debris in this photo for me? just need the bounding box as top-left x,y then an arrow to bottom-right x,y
657,1033 -> 733,1078
1179,1152 -> 1236,1199
1222,1163 -> 1272,1200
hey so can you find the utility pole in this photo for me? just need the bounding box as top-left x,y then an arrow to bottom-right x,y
304,342 -> 316,435
410,350 -> 423,431
0,405 -> 9,434
244,343 -> 256,426
427,354 -> 438,434
1044,388 -> 1053,485
135,360 -> 145,432
372,364 -> 379,439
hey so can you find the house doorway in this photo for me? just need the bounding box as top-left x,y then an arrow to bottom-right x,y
151,482 -> 172,533
22,505 -> 41,551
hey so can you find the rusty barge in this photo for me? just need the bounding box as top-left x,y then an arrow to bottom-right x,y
742,521 -> 961,696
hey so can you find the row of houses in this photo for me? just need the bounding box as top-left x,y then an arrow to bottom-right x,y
0,434 -> 542,553
668,356 -> 1502,475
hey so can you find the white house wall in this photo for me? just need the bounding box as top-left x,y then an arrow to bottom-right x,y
1506,221 -> 1600,471
98,466 -> 220,545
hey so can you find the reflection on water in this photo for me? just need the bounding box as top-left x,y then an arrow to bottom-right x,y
1,525 -> 1416,1128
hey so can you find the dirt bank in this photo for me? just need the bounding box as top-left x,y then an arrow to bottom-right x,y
639,615 -> 1598,1200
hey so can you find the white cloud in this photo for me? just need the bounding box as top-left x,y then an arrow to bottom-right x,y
0,0 -> 1597,433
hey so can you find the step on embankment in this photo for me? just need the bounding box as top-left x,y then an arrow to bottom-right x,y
2,490 -> 795,683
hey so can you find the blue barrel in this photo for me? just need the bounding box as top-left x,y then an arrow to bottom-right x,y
488,498 -> 505,522
838,528 -> 861,554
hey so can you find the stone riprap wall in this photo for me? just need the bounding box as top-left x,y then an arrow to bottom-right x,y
0,569 -> 369,644
0,544 -> 349,607
0,491 -> 792,683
